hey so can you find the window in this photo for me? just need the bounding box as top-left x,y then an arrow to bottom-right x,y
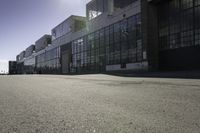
114,0 -> 138,10
70,14 -> 142,72
158,0 -> 198,50
195,0 -> 200,6
181,0 -> 193,9
87,0 -> 104,20
36,47 -> 60,73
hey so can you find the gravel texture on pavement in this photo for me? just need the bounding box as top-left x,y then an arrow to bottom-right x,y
0,74 -> 200,133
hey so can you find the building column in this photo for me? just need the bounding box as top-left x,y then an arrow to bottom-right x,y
141,0 -> 159,71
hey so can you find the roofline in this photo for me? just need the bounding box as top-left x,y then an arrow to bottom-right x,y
51,15 -> 86,31
86,0 -> 95,6
35,34 -> 51,43
25,44 -> 35,50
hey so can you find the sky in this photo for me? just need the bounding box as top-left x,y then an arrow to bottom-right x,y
0,60 -> 8,74
0,0 -> 91,73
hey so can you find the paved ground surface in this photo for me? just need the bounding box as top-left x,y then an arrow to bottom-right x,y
0,74 -> 200,133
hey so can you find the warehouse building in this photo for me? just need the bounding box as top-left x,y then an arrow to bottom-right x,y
16,51 -> 25,74
54,0 -> 146,74
15,0 -> 200,74
24,45 -> 35,74
9,61 -> 17,74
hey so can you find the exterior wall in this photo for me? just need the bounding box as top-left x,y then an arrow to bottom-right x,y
52,17 -> 74,41
71,13 -> 145,73
16,55 -> 20,62
52,1 -> 141,47
25,45 -> 35,58
141,0 -> 159,71
51,0 -> 145,74
35,46 -> 61,74
61,43 -> 72,74
87,0 -> 141,34
16,51 -> 25,74
157,0 -> 200,70
86,0 -> 108,20
35,35 -> 51,52
106,61 -> 148,71
19,51 -> 25,62
16,62 -> 24,74
9,61 -> 17,74
159,46 -> 200,70
15,0 -> 200,74
24,54 -> 36,74
52,16 -> 86,41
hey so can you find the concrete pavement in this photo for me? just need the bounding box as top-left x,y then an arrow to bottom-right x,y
0,74 -> 200,133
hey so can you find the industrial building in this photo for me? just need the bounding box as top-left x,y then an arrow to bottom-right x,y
9,61 -> 17,74
12,0 -> 200,74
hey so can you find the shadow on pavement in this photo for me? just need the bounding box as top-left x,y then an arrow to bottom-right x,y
105,70 -> 200,79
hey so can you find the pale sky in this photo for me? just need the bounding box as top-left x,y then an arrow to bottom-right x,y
0,0 -> 91,72
0,60 -> 8,74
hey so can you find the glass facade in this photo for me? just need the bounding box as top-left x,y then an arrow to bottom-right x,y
24,56 -> 35,74
87,0 -> 105,20
36,47 -> 61,74
158,0 -> 200,50
52,21 -> 72,40
114,0 -> 138,10
15,1 -> 200,74
71,14 -> 144,73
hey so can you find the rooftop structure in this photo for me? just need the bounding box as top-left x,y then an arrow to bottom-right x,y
25,45 -> 35,58
51,15 -> 86,41
35,35 -> 52,52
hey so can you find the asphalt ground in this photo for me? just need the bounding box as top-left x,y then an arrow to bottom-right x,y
0,74 -> 200,133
